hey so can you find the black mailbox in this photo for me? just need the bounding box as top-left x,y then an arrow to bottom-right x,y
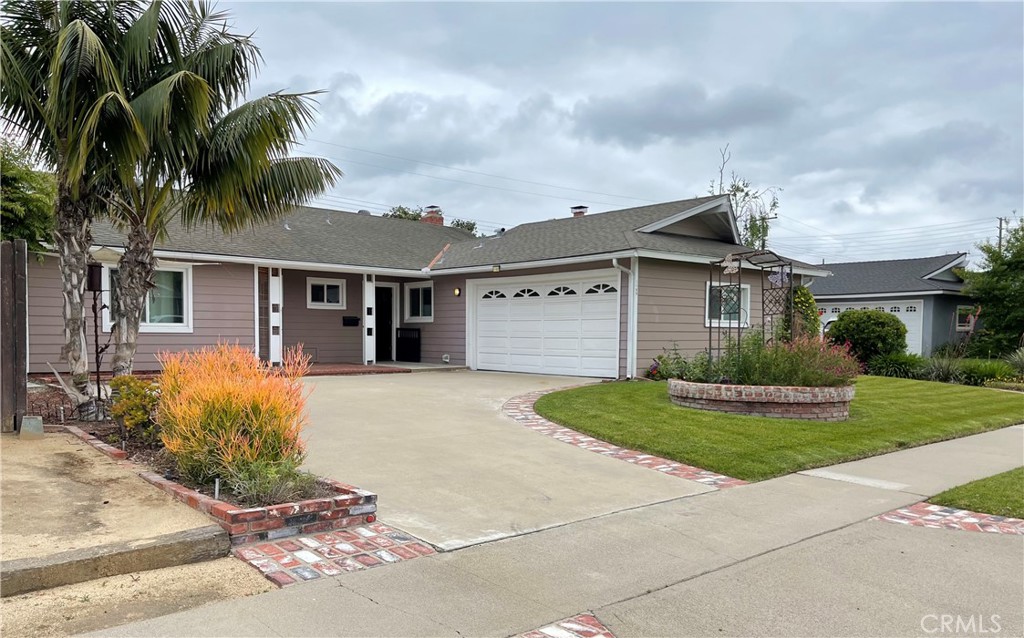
342,316 -> 360,327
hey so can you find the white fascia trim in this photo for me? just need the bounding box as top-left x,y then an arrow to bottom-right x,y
146,249 -> 428,278
428,251 -> 636,276
634,197 -> 731,234
634,249 -> 832,278
813,290 -> 950,300
921,254 -> 968,280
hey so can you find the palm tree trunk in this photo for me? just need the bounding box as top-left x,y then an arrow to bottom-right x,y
54,184 -> 93,403
110,223 -> 155,377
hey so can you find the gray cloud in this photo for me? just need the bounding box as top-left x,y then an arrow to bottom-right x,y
571,83 -> 803,149
217,1 -> 1022,261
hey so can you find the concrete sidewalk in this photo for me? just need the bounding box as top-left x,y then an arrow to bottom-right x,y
94,424 -> 1024,638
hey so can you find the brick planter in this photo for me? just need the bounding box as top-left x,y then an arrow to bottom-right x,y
138,472 -> 377,546
667,379 -> 855,422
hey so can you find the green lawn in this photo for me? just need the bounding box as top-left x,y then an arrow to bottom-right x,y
534,376 -> 1024,482
930,467 -> 1024,518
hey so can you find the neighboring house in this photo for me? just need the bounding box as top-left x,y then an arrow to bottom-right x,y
26,196 -> 828,379
809,254 -> 973,356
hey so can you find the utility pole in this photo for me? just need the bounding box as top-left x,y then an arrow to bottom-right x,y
997,215 -> 1012,252
759,214 -> 778,250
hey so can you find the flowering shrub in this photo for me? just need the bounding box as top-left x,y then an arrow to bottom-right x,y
109,376 -> 158,436
158,343 -> 311,490
680,331 -> 860,387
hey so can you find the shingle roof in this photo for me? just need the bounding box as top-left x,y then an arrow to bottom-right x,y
91,206 -> 472,271
90,196 -> 817,272
809,254 -> 966,296
430,196 -> 721,269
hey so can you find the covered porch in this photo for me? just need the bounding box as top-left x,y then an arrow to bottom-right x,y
255,265 -> 434,368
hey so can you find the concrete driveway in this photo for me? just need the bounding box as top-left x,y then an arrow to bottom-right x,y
301,371 -> 711,549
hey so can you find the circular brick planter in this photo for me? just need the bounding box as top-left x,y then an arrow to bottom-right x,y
667,379 -> 855,422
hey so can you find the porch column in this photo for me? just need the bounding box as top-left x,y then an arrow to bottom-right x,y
363,274 -> 376,364
269,267 -> 283,364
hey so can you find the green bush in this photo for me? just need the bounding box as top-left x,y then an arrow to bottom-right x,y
921,357 -> 964,384
959,359 -> 1016,387
867,353 -> 926,379
109,375 -> 160,444
781,285 -> 821,339
647,344 -> 688,380
686,330 -> 860,387
827,309 -> 907,363
223,458 -> 327,508
1004,347 -> 1024,375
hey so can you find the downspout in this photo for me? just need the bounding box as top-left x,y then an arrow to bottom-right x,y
612,254 -> 639,378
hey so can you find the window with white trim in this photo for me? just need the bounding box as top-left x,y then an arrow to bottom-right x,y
306,277 -> 346,309
705,282 -> 751,327
103,264 -> 192,333
405,282 -> 433,322
956,305 -> 975,332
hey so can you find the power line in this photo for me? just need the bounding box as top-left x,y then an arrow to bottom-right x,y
303,150 -> 631,208
303,138 -> 656,204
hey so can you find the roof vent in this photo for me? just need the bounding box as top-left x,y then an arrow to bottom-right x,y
357,209 -> 372,215
571,205 -> 588,218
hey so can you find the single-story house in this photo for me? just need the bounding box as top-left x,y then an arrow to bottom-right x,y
809,253 -> 973,356
27,195 -> 828,379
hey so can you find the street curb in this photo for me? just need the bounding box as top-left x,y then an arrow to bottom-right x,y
0,524 -> 229,597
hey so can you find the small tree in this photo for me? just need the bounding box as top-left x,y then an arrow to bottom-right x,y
827,309 -> 907,364
450,218 -> 478,235
709,144 -> 780,249
0,138 -> 55,253
962,219 -> 1024,356
383,205 -> 423,220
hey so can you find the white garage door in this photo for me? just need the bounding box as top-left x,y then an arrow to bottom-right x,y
821,300 -> 924,355
471,274 -> 620,377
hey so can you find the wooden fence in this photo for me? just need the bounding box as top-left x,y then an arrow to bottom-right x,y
1,239 -> 29,432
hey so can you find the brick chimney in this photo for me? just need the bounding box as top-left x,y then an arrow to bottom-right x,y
571,205 -> 588,218
421,205 -> 444,226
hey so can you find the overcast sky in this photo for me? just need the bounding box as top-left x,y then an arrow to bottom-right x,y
222,1 -> 1022,264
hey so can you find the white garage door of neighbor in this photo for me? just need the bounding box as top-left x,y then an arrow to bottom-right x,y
471,274 -> 620,377
821,300 -> 924,355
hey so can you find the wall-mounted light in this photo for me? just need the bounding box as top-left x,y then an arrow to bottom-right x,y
491,265 -> 500,273
454,287 -> 461,297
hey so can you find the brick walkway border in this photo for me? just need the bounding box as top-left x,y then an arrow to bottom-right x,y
233,522 -> 436,587
517,613 -> 617,638
502,388 -> 747,489
875,502 -> 1024,535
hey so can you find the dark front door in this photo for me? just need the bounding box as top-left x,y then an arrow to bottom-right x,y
374,286 -> 394,361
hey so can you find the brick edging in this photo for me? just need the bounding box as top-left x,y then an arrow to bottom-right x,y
60,425 -> 377,544
65,425 -> 128,459
138,472 -> 378,545
875,502 -> 1024,535
502,387 -> 747,489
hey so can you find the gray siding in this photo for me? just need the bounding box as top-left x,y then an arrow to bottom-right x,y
27,257 -> 254,373
927,294 -> 972,355
635,257 -> 764,372
282,270 -> 363,364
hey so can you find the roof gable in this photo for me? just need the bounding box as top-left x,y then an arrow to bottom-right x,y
633,196 -> 739,243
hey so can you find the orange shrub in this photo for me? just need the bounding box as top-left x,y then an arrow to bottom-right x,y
158,343 -> 311,485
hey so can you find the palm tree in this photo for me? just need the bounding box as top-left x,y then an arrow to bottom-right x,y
105,2 -> 341,375
1,1 -> 148,401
